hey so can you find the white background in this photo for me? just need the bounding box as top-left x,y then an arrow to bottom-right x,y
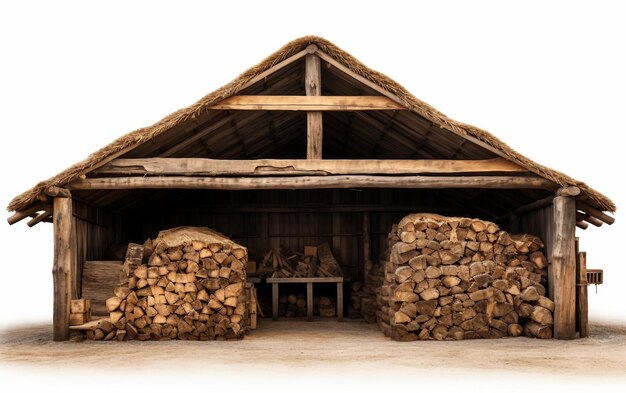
1,0 -> 624,390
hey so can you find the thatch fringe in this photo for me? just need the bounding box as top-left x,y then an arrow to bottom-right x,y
7,36 -> 615,213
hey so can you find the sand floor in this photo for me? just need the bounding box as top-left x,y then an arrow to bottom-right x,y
1,318 -> 625,391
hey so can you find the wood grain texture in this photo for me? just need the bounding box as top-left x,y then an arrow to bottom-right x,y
82,260 -> 123,316
306,54 -> 323,159
576,201 -> 615,225
552,195 -> 577,339
209,95 -> 405,111
69,175 -> 554,190
53,197 -> 73,341
576,251 -> 589,338
97,158 -> 527,176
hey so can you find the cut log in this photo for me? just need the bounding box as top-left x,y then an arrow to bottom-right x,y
525,321 -> 552,339
105,297 -> 122,312
531,306 -> 554,326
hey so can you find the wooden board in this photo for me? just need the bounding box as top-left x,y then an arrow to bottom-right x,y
266,277 -> 344,283
53,197 -> 73,341
96,158 -> 527,176
69,175 -> 554,191
82,260 -> 123,316
306,54 -> 323,159
576,251 -> 589,337
209,95 -> 405,111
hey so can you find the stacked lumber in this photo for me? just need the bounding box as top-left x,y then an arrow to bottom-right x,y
379,214 -> 553,341
317,243 -> 343,277
362,261 -> 384,323
278,293 -> 308,318
69,299 -> 91,326
349,281 -> 367,317
318,296 -> 336,317
89,227 -> 248,341
376,225 -> 402,331
257,244 -> 343,278
245,283 -> 259,329
277,294 -> 337,318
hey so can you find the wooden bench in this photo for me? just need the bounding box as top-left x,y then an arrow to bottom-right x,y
266,277 -> 344,322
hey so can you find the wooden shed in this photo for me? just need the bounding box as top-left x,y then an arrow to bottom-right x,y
7,36 -> 615,341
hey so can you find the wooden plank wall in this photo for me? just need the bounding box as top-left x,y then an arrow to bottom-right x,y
73,200 -> 117,296
121,190 -> 417,283
520,203 -> 555,298
114,188 -> 548,284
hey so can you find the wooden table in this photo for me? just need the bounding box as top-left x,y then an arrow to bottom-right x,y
266,277 -> 344,322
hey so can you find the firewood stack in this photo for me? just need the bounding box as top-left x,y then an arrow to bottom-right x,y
361,261 -> 384,323
257,244 -> 343,278
89,227 -> 249,341
279,293 -> 307,318
378,214 -> 554,341
349,281 -> 366,317
277,294 -> 337,318
377,224 -> 402,330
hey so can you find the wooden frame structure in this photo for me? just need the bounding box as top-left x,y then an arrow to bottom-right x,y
6,36 -> 614,341
267,277 -> 344,322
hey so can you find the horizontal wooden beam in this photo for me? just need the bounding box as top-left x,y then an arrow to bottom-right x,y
576,221 -> 589,230
95,158 -> 527,176
7,203 -> 51,225
67,175 -> 554,191
209,95 -> 405,111
27,209 -> 53,227
576,200 -> 615,225
576,212 -> 603,227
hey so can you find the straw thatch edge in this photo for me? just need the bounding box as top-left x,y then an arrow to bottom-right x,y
7,36 -> 615,213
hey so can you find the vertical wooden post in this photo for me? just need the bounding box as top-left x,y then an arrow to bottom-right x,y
53,196 -> 73,341
577,251 -> 589,337
70,207 -> 79,300
305,47 -> 322,159
336,281 -> 343,322
306,282 -> 313,322
272,282 -> 279,321
552,195 -> 577,339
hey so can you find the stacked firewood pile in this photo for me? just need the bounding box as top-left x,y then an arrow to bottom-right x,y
278,294 -> 336,318
349,282 -> 366,317
376,224 -> 401,330
257,243 -> 343,278
378,214 -> 554,341
361,262 -> 384,323
87,227 -> 249,341
279,293 -> 307,318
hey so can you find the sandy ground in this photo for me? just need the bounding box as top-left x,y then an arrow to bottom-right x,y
1,318 -> 626,391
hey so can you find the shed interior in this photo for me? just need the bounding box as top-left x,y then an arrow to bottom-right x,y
71,186 -> 552,297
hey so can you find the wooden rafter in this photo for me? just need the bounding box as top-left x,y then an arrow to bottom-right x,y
238,45 -> 314,92
316,50 -> 405,106
7,203 -> 50,225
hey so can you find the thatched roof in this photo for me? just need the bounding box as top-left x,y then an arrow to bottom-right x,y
7,35 -> 615,213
